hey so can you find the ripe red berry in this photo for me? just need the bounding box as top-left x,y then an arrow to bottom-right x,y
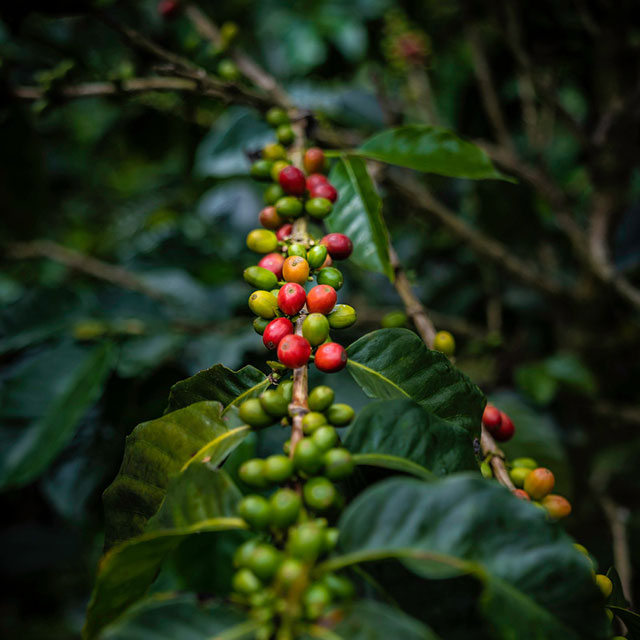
258,253 -> 285,280
492,411 -> 515,442
259,206 -> 284,230
276,223 -> 293,241
303,148 -> 325,174
321,233 -> 352,260
278,166 -> 306,196
278,334 -> 311,368
278,283 -> 306,315
482,405 -> 502,430
315,342 -> 347,373
306,173 -> 328,191
513,489 -> 530,501
310,182 -> 337,203
158,0 -> 181,18
263,317 -> 294,350
306,285 -> 337,315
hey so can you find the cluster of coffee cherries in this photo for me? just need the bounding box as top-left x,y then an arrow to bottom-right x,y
245,110 -> 355,373
232,383 -> 356,637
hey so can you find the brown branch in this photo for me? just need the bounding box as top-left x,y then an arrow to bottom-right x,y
600,497 -> 633,606
481,425 -> 516,491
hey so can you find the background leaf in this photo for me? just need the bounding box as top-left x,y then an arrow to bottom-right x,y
608,606 -> 640,640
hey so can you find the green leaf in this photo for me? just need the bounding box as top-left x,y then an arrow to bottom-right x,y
346,329 -> 485,435
608,606 -> 640,639
326,156 -> 393,280
354,125 -> 512,181
0,341 -> 115,489
323,475 -> 609,640
514,362 -> 559,406
103,401 -> 249,549
352,453 -> 435,482
606,566 -> 630,609
166,363 -> 269,413
85,466 -> 246,639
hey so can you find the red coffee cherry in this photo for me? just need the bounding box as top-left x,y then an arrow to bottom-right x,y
306,173 -> 328,191
259,206 -> 285,230
513,489 -> 530,501
321,233 -> 352,260
303,148 -> 326,174
276,223 -> 293,241
278,334 -> 312,368
524,468 -> 555,500
278,166 -> 306,196
482,405 -> 502,430
310,182 -> 338,203
158,0 -> 181,18
306,285 -> 337,315
492,411 -> 515,442
263,317 -> 294,350
315,342 -> 347,373
258,253 -> 285,279
278,283 -> 307,315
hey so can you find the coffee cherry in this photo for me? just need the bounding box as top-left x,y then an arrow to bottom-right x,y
262,142 -> 288,161
276,224 -> 293,242
239,398 -> 273,429
275,196 -> 303,218
253,317 -> 270,335
323,527 -> 339,552
303,582 -> 332,619
302,411 -> 328,435
306,284 -> 337,314
312,426 -> 339,451
306,173 -> 328,191
276,557 -> 306,590
524,468 -> 555,500
263,317 -> 294,350
248,544 -> 283,581
509,467 -> 530,488
244,266 -> 278,290
248,290 -> 279,319
262,455 -> 293,484
311,182 -> 338,203
512,457 -> 538,469
239,459 -> 268,488
217,59 -> 240,81
305,197 -> 333,219
260,389 -> 289,417
493,411 -> 515,442
232,568 -> 262,594
327,403 -> 355,426
317,267 -> 344,291
258,206 -> 284,230
251,159 -> 274,181
293,438 -> 323,474
278,334 -> 311,368
303,147 -> 326,174
238,495 -> 272,529
233,539 -> 260,568
315,342 -> 347,373
482,405 -> 502,430
305,245 -> 327,270
277,283 -> 306,315
308,385 -> 335,412
276,124 -> 295,146
258,253 -> 285,279
513,489 -> 531,501
270,488 -> 302,528
480,461 -> 492,478
266,107 -> 289,127
321,233 -> 352,260
324,448 -> 354,480
595,574 -> 613,599
264,183 -> 285,205
288,522 -> 325,562
322,573 -> 355,599
277,166 -> 305,196
279,380 -> 293,402
327,303 -> 356,328
302,313 -> 330,346
247,229 -> 278,254
282,256 -> 310,285
287,243 -> 307,259
270,160 -> 290,183
542,494 -> 572,519
304,477 -> 336,512
433,330 -> 455,356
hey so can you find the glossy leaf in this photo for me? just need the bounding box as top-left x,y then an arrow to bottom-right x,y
345,399 -> 477,476
608,606 -> 640,640
103,401 -> 249,549
166,363 -> 269,413
606,566 -> 630,609
326,156 -> 393,280
85,466 -> 245,639
354,125 -> 512,180
0,341 -> 115,489
346,329 -> 485,435
324,475 -> 609,640
352,453 -> 434,481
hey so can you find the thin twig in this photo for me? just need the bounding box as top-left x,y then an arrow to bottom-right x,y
599,496 -> 633,606
481,426 -> 516,490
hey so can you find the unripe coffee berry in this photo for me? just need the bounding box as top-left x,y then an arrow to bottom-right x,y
237,495 -> 271,529
270,488 -> 302,528
264,183 -> 285,205
315,342 -> 348,373
293,438 -> 323,474
541,494 -> 572,519
279,380 -> 293,403
317,267 -> 344,290
233,539 -> 259,568
287,243 -> 307,259
258,205 -> 284,230
239,459 -> 268,488
321,233 -> 352,260
433,330 -> 455,356
277,283 -> 306,315
327,303 -> 356,328
327,403 -> 355,426
322,573 -> 355,599
303,147 -> 326,174
307,244 -> 328,269
595,574 -> 612,599
287,522 -> 325,562
258,252 -> 285,279
277,334 -> 311,368
262,142 -> 288,161
275,196 -> 303,218
263,317 -> 293,350
250,159 -> 273,181
266,107 -> 289,127
248,544 -> 282,581
312,425 -> 339,451
513,489 -> 531,500
509,467 -> 530,488
302,313 -> 330,346
239,398 -> 273,429
303,582 -> 332,620
512,457 -> 538,469
306,173 -> 328,190
232,568 -> 262,595
276,124 -> 295,146
260,389 -> 289,417
482,405 -> 502,430
311,182 -> 338,203
308,385 -> 335,412
323,527 -> 339,552
303,477 -> 337,512
493,411 -> 515,442
248,290 -> 279,319
524,468 -> 555,500
480,461 -> 492,478
217,59 -> 240,81
243,266 -> 278,290
381,310 -> 408,328
324,447 -> 354,480
302,411 -> 328,435
306,284 -> 337,314
278,166 -> 306,195
253,317 -> 269,335
263,454 -> 294,483
305,197 -> 333,219
270,160 -> 290,182
247,229 -> 278,253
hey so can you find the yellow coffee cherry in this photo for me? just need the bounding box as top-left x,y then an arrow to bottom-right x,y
433,330 -> 455,356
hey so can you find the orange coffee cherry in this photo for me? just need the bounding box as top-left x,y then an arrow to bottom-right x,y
282,256 -> 310,285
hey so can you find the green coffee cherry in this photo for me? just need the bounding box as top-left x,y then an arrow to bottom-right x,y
246,229 -> 278,254
287,243 -> 307,259
279,380 -> 293,403
248,544 -> 282,581
302,411 -> 328,435
324,447 -> 354,479
305,197 -> 333,219
232,568 -> 262,594
323,527 -> 339,552
244,265 -> 278,290
275,196 -> 303,218
317,267 -> 343,290
283,439 -> 291,456
322,573 -> 355,599
270,160 -> 290,182
381,310 -> 407,328
312,426 -> 338,451
328,304 -> 356,328
307,245 -> 328,270
239,398 -> 273,429
276,124 -> 295,145
264,183 -> 285,205
260,389 -> 289,417
253,317 -> 270,335
512,457 -> 538,470
233,539 -> 260,568
303,477 -> 337,512
293,438 -> 323,474
327,403 -> 355,426
263,454 -> 294,483
239,458 -> 268,488
302,313 -> 330,347
238,495 -> 272,530
287,522 -> 325,562
480,461 -> 493,479
250,159 -> 273,181
262,143 -> 287,161
308,385 -> 335,412
270,287 -> 281,298
217,58 -> 240,81
270,488 -> 301,528
509,467 -> 531,488
266,107 -> 289,127
303,582 -> 332,619
248,290 -> 278,319
433,330 -> 455,356
276,557 -> 305,589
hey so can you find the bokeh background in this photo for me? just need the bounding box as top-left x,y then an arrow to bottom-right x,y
1,1 -> 639,637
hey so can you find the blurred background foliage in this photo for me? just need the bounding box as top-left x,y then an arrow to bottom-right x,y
1,0 -> 639,637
